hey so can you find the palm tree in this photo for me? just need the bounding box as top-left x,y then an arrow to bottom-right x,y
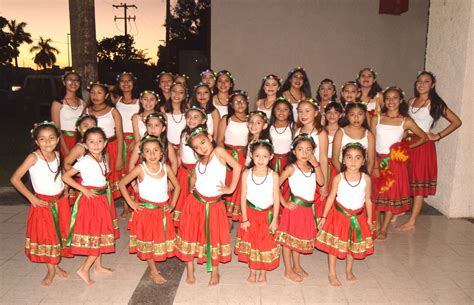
7,19 -> 32,67
29,36 -> 59,69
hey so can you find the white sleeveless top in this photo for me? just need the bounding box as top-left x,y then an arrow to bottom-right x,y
336,173 -> 366,210
180,134 -> 198,165
87,108 -> 115,138
292,103 -> 299,123
224,119 -> 249,146
166,112 -> 186,145
206,113 -> 215,135
328,135 -> 334,158
59,99 -> 85,131
288,164 -> 316,201
213,103 -> 228,118
29,152 -> 64,195
375,116 -> 405,154
295,128 -> 321,161
138,163 -> 169,202
137,115 -> 147,139
256,107 -> 272,119
409,105 -> 433,132
194,153 -> 226,197
366,101 -> 376,112
340,128 -> 368,161
246,169 -> 274,209
116,98 -> 139,133
270,125 -> 292,154
73,154 -> 108,187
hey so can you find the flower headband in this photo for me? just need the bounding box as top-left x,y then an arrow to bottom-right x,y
262,74 -> 281,86
187,105 -> 208,119
193,82 -> 211,92
343,142 -> 365,150
249,138 -> 274,152
341,81 -> 360,91
383,86 -> 406,99
301,97 -> 320,110
116,71 -> 137,82
229,90 -> 248,101
145,112 -> 167,125
275,96 -> 291,104
200,69 -> 216,79
62,70 -> 80,81
288,66 -> 305,76
290,133 -> 315,150
75,114 -> 98,128
175,74 -> 189,80
139,135 -> 163,154
216,70 -> 235,82
30,121 -> 59,138
416,70 -> 436,82
140,90 -> 161,102
319,79 -> 336,88
156,71 -> 173,81
87,81 -> 108,91
249,110 -> 269,123
186,126 -> 208,145
357,67 -> 378,79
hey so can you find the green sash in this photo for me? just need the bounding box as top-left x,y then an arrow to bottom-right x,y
123,134 -> 134,168
335,203 -> 363,247
224,145 -> 245,161
246,200 -> 273,224
139,201 -> 168,238
181,163 -> 195,189
290,193 -> 317,227
192,191 -> 221,272
61,130 -> 76,137
42,193 -> 65,248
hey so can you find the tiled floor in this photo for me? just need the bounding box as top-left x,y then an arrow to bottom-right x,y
0,203 -> 473,305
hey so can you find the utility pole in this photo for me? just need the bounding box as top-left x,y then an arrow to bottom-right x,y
113,2 -> 137,63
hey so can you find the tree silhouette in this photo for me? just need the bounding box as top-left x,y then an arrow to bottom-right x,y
7,19 -> 32,67
29,37 -> 60,70
0,16 -> 15,65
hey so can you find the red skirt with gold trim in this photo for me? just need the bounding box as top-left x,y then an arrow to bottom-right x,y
235,206 -> 280,271
275,197 -> 317,254
25,192 -> 73,263
129,197 -> 175,261
69,186 -> 116,256
225,144 -> 246,220
407,135 -> 437,196
172,163 -> 196,227
175,191 -> 231,267
272,153 -> 290,199
374,154 -> 412,214
107,136 -> 123,199
315,201 -> 374,259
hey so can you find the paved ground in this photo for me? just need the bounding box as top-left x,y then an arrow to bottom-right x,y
0,191 -> 473,305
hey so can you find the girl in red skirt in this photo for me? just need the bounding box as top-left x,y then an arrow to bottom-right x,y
398,71 -> 462,230
269,97 -> 294,175
62,127 -> 119,285
370,87 -> 427,240
356,67 -> 384,122
324,102 -> 343,198
160,82 -> 188,157
276,134 -> 325,282
173,107 -> 207,226
119,136 -> 180,284
217,90 -> 249,220
190,82 -> 220,138
316,143 -> 374,287
113,72 -> 139,175
175,126 -> 241,286
255,74 -> 281,118
132,91 -> 160,143
212,70 -> 234,118
51,71 -> 85,156
235,140 -> 280,283
11,122 -> 72,286
84,82 -> 124,200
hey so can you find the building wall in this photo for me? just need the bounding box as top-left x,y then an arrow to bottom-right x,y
425,0 -> 473,217
211,0 -> 429,106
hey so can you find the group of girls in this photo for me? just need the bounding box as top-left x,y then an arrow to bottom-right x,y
11,67 -> 461,288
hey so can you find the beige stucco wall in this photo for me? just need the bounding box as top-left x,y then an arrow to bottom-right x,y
425,0 -> 473,218
211,0 -> 429,106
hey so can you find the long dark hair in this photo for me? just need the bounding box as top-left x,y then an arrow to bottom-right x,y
381,86 -> 408,117
156,71 -> 174,107
323,101 -> 343,127
113,72 -> 139,100
226,90 -> 249,123
269,97 -> 295,137
285,134 -> 316,172
75,114 -> 98,141
246,139 -> 274,169
257,74 -> 282,100
357,68 -> 382,99
296,98 -> 323,133
162,82 -> 188,114
340,81 -> 360,106
414,71 -> 447,127
216,70 -> 235,93
83,126 -> 108,173
190,83 -> 216,114
340,142 -> 368,174
339,102 -> 370,129
316,78 -> 337,102
247,111 -> 271,144
144,112 -> 169,163
87,82 -> 114,108
137,90 -> 160,114
56,70 -> 83,101
31,122 -> 63,181
278,67 -> 312,98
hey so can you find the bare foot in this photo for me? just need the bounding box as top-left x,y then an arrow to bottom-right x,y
328,274 -> 341,287
377,230 -> 387,241
41,270 -> 55,287
346,271 -> 357,281
149,272 -> 167,284
55,266 -> 69,278
397,221 -> 416,231
293,267 -> 309,278
209,271 -> 220,286
284,271 -> 303,282
185,271 -> 196,284
257,272 -> 267,283
93,265 -> 114,274
247,272 -> 256,283
390,212 -> 405,223
76,269 -> 95,285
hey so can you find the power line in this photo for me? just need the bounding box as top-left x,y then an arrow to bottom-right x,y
113,2 -> 137,37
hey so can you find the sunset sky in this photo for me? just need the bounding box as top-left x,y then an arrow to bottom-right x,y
0,0 -> 166,68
